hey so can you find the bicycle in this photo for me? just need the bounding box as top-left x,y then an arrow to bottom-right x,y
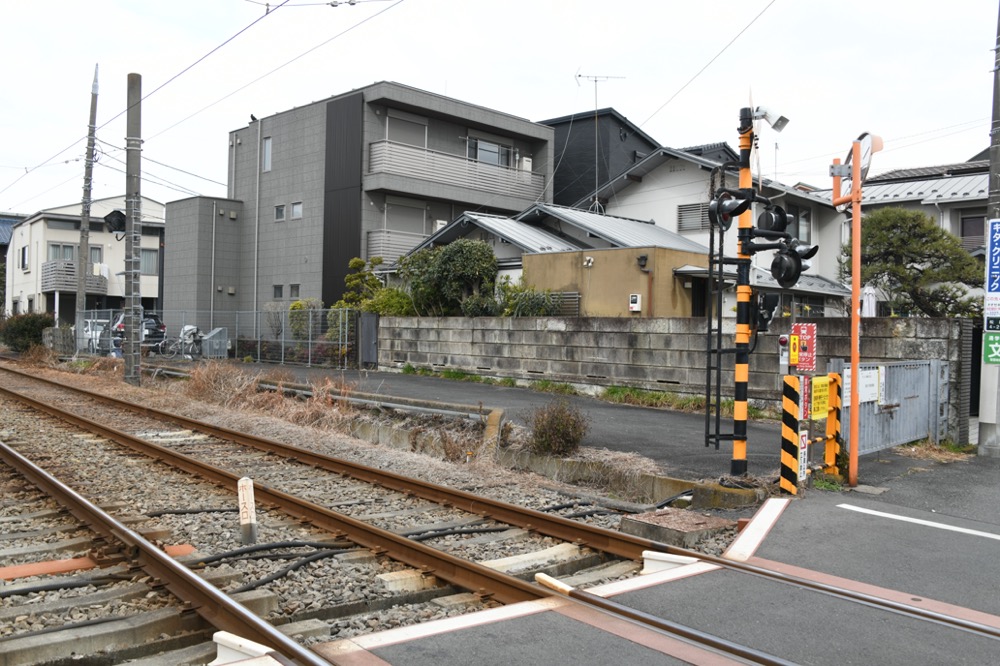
155,325 -> 202,359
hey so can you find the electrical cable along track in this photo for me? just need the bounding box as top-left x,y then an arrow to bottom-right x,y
2,361 -> 999,665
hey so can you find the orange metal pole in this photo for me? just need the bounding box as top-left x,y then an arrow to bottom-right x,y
848,143 -> 862,486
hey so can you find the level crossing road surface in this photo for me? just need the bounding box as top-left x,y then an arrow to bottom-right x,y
321,456 -> 1000,665
269,367 -> 785,482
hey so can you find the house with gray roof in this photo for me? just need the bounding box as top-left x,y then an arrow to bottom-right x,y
576,145 -> 850,318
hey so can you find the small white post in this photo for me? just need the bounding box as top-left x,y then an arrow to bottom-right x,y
237,477 -> 257,545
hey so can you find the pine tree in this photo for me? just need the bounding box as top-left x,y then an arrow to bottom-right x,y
842,207 -> 982,318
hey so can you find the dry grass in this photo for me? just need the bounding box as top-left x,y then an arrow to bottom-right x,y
894,441 -> 974,463
20,345 -> 61,367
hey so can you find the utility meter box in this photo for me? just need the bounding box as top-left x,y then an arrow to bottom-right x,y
628,293 -> 642,312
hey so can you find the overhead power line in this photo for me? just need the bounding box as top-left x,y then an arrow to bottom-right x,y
0,1 -> 291,200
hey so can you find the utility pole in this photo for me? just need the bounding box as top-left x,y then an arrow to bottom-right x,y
76,65 -> 99,354
124,73 -> 142,386
978,5 -> 1000,457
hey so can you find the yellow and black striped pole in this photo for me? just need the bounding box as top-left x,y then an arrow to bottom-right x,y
824,372 -> 842,475
780,375 -> 801,494
731,108 -> 755,476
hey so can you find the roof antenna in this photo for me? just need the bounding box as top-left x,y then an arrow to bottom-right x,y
576,72 -> 625,213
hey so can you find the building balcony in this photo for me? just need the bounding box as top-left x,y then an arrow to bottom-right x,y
366,229 -> 428,265
368,140 -> 545,202
40,260 -> 108,295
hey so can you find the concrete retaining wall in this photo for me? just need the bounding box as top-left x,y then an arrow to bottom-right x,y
378,316 -> 973,443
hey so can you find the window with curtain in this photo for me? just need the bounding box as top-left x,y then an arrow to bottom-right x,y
140,248 -> 159,275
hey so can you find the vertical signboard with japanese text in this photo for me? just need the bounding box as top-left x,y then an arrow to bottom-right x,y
986,219 -> 1000,364
791,323 -> 817,371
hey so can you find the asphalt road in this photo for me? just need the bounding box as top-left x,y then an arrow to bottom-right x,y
268,367 -> 787,481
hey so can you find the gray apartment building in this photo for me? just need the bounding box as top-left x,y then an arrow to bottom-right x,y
164,82 -> 554,324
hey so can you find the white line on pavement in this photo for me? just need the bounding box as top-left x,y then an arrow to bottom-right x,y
837,504 -> 1000,541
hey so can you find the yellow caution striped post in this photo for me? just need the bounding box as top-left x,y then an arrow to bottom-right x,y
824,372 -> 843,475
780,375 -> 800,495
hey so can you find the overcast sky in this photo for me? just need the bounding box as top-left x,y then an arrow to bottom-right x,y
2,0 -> 997,217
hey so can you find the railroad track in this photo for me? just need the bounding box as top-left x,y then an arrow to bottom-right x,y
2,360 -> 998,665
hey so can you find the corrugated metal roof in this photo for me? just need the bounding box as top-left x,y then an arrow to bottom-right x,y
867,161 -> 987,183
673,264 -> 850,298
815,173 -> 988,205
521,203 -> 709,254
0,219 -> 15,245
462,212 -> 578,253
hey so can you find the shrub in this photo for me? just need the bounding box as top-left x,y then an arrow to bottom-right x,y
529,399 -> 589,456
288,298 -> 324,340
0,313 -> 55,352
460,294 -> 501,317
364,287 -> 416,316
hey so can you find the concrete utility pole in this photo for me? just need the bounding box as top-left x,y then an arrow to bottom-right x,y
76,65 -> 99,353
124,73 -> 142,386
978,6 -> 1000,457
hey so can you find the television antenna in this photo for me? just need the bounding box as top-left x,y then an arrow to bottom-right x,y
576,72 -> 624,213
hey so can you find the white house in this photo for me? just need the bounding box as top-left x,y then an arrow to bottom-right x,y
4,195 -> 165,323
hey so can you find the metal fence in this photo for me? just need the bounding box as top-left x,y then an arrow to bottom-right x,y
80,307 -> 362,368
828,359 -> 948,455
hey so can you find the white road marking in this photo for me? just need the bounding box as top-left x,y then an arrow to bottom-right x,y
838,504 -> 1000,541
724,497 -> 790,561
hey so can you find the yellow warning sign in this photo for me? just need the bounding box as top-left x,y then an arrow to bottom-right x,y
789,335 -> 800,366
811,376 -> 830,419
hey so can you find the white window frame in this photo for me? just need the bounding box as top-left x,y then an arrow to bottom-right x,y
140,248 -> 159,276
273,284 -> 283,299
262,136 -> 272,172
290,202 -> 303,219
275,204 -> 286,222
48,242 -> 76,261
290,284 -> 300,299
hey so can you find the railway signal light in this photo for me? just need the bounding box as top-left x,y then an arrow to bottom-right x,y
708,192 -> 752,231
757,205 -> 792,233
753,292 -> 781,332
104,209 -> 126,234
771,238 -> 818,289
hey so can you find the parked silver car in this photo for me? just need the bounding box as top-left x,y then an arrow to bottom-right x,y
72,318 -> 109,353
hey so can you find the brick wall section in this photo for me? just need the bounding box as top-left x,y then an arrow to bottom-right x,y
379,316 -> 971,442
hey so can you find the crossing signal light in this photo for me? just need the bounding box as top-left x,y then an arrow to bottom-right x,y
752,292 -> 781,333
709,192 -> 752,231
757,205 -> 792,233
771,239 -> 818,289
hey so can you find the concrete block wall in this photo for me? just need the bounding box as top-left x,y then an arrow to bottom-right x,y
378,315 -> 972,442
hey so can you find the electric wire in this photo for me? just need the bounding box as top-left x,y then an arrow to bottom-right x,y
149,0 -> 407,141
0,3 -> 292,201
639,0 -> 778,129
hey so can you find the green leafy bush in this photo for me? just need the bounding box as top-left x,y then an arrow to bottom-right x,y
288,298 -> 323,340
529,399 -> 590,456
497,277 -> 559,316
365,287 -> 416,316
0,313 -> 56,352
460,294 -> 501,317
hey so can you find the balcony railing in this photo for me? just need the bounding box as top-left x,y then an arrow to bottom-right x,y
41,260 -> 108,295
369,140 -> 545,201
367,229 -> 429,264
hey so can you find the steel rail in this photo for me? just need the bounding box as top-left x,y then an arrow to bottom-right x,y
0,382 -> 825,666
0,383 -> 546,606
4,365 -> 1000,643
0,440 -> 322,666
